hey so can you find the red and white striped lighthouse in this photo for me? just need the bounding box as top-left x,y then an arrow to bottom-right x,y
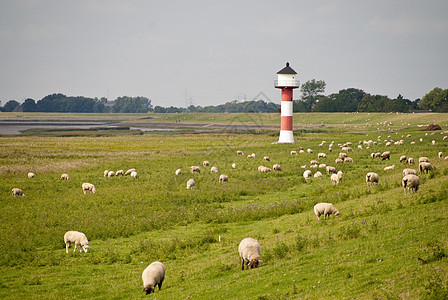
275,62 -> 300,143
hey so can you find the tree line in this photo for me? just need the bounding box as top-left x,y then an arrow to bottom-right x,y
1,84 -> 446,113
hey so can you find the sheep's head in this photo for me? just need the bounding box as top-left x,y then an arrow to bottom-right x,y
83,245 -> 90,253
249,258 -> 259,269
334,210 -> 340,217
143,285 -> 155,295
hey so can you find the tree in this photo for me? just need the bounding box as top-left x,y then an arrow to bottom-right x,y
419,87 -> 448,112
113,96 -> 152,113
2,100 -> 20,112
22,98 -> 37,112
300,79 -> 327,111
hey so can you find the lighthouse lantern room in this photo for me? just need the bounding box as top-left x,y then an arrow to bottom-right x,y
275,62 -> 300,143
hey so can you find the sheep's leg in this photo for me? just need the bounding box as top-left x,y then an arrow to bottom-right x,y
158,279 -> 164,291
241,258 -> 245,270
66,242 -> 70,254
73,244 -> 77,253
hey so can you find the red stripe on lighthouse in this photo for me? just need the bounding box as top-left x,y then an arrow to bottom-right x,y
281,116 -> 293,131
281,88 -> 293,102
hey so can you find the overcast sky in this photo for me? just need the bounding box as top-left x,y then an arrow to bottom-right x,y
1,0 -> 447,107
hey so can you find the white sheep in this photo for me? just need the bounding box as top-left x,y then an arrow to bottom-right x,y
383,165 -> 395,171
27,172 -> 35,178
116,170 -> 124,176
344,157 -> 354,163
399,155 -> 407,163
61,173 -> 70,180
314,171 -> 323,178
64,231 -> 90,253
258,166 -> 271,173
326,166 -> 336,174
381,151 -> 391,161
310,159 -> 319,165
232,163 -> 236,169
130,171 -> 138,178
331,171 -> 343,184
273,164 -> 282,171
419,162 -> 433,174
402,174 -> 420,195
238,237 -> 261,270
175,169 -> 181,175
203,161 -> 210,167
303,170 -> 312,182
407,157 -> 415,165
335,158 -> 344,164
263,156 -> 270,161
247,153 -> 256,158
365,172 -> 379,187
190,166 -> 201,173
219,174 -> 229,182
107,171 -> 115,177
125,168 -> 136,176
290,150 -> 297,155
82,183 -> 96,194
12,188 -> 25,197
186,178 -> 195,189
237,150 -> 244,156
211,166 -> 218,173
307,148 -> 313,154
402,168 -> 417,177
438,152 -> 443,158
318,163 -> 327,169
318,153 -> 327,158
142,261 -> 166,295
418,157 -> 430,163
313,203 -> 340,221
103,170 -> 109,177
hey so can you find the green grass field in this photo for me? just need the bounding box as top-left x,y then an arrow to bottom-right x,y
0,112 -> 447,299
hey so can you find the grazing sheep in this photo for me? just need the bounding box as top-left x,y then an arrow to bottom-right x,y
115,170 -> 124,176
247,153 -> 256,158
307,148 -> 313,154
318,153 -> 327,158
130,171 -> 138,178
370,153 -> 376,159
299,149 -> 305,154
273,164 -> 282,171
303,170 -> 312,182
341,146 -> 353,152
314,171 -> 323,178
107,171 -> 115,177
402,174 -> 420,195
318,163 -> 327,169
337,171 -> 343,181
330,173 -> 339,184
186,178 -> 195,189
27,172 -> 35,178
61,173 -> 70,180
365,172 -> 379,187
190,166 -> 201,173
432,140 -> 436,145
238,238 -> 261,270
374,152 -> 381,159
399,155 -> 407,163
310,160 -> 319,165
338,152 -> 347,159
344,157 -> 354,163
203,161 -> 210,167
175,169 -> 181,176
211,166 -> 218,173
402,168 -> 417,177
407,157 -> 415,165
142,261 -> 166,295
313,203 -> 340,221
258,166 -> 271,173
335,158 -> 344,164
438,152 -> 443,158
290,150 -> 297,155
219,174 -> 229,182
12,188 -> 25,197
237,150 -> 244,156
419,157 -> 430,163
64,231 -> 90,253
383,165 -> 395,171
326,166 -> 336,174
263,156 -> 270,161
82,183 -> 96,194
232,163 -> 236,169
104,170 -> 109,177
125,168 -> 136,176
381,151 -> 391,161
419,162 -> 433,174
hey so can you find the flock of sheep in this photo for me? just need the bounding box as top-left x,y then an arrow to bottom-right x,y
9,129 -> 446,295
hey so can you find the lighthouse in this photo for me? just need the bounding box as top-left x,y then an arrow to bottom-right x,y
275,62 -> 300,143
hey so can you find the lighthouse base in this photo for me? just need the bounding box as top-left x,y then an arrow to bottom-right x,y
278,130 -> 294,143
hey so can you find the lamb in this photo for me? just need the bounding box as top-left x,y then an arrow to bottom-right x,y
186,178 -> 195,189
237,150 -> 244,156
419,162 -> 433,174
64,231 -> 90,253
190,166 -> 201,173
402,174 -> 420,195
82,183 -> 96,194
263,156 -> 270,161
303,170 -> 312,182
238,237 -> 261,270
130,171 -> 138,178
402,168 -> 417,177
125,168 -> 136,176
27,172 -> 35,178
211,166 -> 218,173
219,174 -> 229,182
326,166 -> 336,174
318,153 -> 327,158
383,165 -> 395,171
115,170 -> 124,176
314,171 -> 323,178
142,261 -> 166,295
107,171 -> 115,177
12,188 -> 25,197
399,155 -> 407,163
313,203 -> 340,221
203,161 -> 210,167
381,151 -> 390,161
419,157 -> 430,163
61,173 -> 70,180
273,164 -> 282,171
365,172 -> 379,187
175,169 -> 181,175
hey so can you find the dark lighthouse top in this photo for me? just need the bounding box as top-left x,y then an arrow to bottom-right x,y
276,62 -> 297,75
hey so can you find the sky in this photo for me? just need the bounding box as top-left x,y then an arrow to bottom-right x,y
1,0 -> 447,108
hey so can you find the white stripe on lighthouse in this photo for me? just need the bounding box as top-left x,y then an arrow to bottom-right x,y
281,101 -> 293,116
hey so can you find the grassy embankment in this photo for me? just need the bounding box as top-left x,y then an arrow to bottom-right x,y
0,112 -> 447,299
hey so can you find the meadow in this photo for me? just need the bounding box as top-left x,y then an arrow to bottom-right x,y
0,112 -> 447,299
